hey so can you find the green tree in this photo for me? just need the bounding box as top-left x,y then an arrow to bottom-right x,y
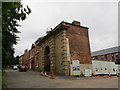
2,2 -> 31,67
13,55 -> 19,65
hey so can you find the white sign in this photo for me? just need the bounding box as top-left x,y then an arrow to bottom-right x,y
72,60 -> 80,76
85,69 -> 92,77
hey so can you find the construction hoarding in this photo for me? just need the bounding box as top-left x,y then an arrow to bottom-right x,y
92,60 -> 117,75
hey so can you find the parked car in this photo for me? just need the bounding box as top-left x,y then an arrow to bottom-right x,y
19,66 -> 27,72
12,65 -> 18,70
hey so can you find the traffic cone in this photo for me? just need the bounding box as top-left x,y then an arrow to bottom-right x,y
51,72 -> 55,79
40,72 -> 44,76
44,72 -> 47,77
109,73 -> 111,77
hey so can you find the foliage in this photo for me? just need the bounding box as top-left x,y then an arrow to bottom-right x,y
2,2 -> 31,67
2,69 -> 7,89
14,55 -> 19,64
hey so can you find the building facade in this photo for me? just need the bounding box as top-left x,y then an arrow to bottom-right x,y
23,49 -> 29,67
29,44 -> 35,70
19,21 -> 92,76
34,38 -> 41,71
92,46 -> 120,64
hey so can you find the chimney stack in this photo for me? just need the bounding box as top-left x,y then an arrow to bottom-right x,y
72,21 -> 81,26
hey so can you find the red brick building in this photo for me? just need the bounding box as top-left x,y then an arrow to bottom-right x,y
19,55 -> 24,65
23,49 -> 29,67
92,46 -> 120,64
20,21 -> 92,75
38,21 -> 91,75
29,44 -> 35,70
65,21 -> 91,64
34,38 -> 42,71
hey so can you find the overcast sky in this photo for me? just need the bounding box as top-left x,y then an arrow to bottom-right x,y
14,0 -> 118,56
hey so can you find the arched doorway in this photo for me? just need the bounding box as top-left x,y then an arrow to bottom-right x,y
44,46 -> 50,72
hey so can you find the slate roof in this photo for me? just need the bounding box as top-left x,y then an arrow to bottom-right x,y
91,46 -> 120,56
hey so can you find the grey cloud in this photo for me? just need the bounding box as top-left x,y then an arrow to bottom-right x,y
14,2 -> 118,56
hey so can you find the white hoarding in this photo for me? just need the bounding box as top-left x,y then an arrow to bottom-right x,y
92,60 -> 117,75
72,60 -> 80,76
116,64 -> 120,74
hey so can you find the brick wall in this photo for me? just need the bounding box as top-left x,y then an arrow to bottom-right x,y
20,21 -> 92,75
23,49 -> 29,67
92,52 -> 120,64
66,22 -> 91,64
29,44 -> 35,70
35,42 -> 41,71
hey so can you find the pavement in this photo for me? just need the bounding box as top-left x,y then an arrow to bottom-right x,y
5,69 -> 119,88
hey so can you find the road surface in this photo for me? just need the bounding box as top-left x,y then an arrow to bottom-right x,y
5,69 -> 118,88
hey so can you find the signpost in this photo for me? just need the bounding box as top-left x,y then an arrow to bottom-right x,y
85,69 -> 92,77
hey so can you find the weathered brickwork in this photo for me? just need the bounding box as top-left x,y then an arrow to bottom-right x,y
23,49 -> 29,67
34,38 -> 42,71
29,44 -> 35,70
19,21 -> 92,76
66,22 -> 91,64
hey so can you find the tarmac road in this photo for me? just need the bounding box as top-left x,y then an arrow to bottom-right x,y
5,69 -> 118,88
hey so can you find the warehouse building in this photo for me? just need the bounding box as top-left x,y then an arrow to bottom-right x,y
91,46 -> 120,64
